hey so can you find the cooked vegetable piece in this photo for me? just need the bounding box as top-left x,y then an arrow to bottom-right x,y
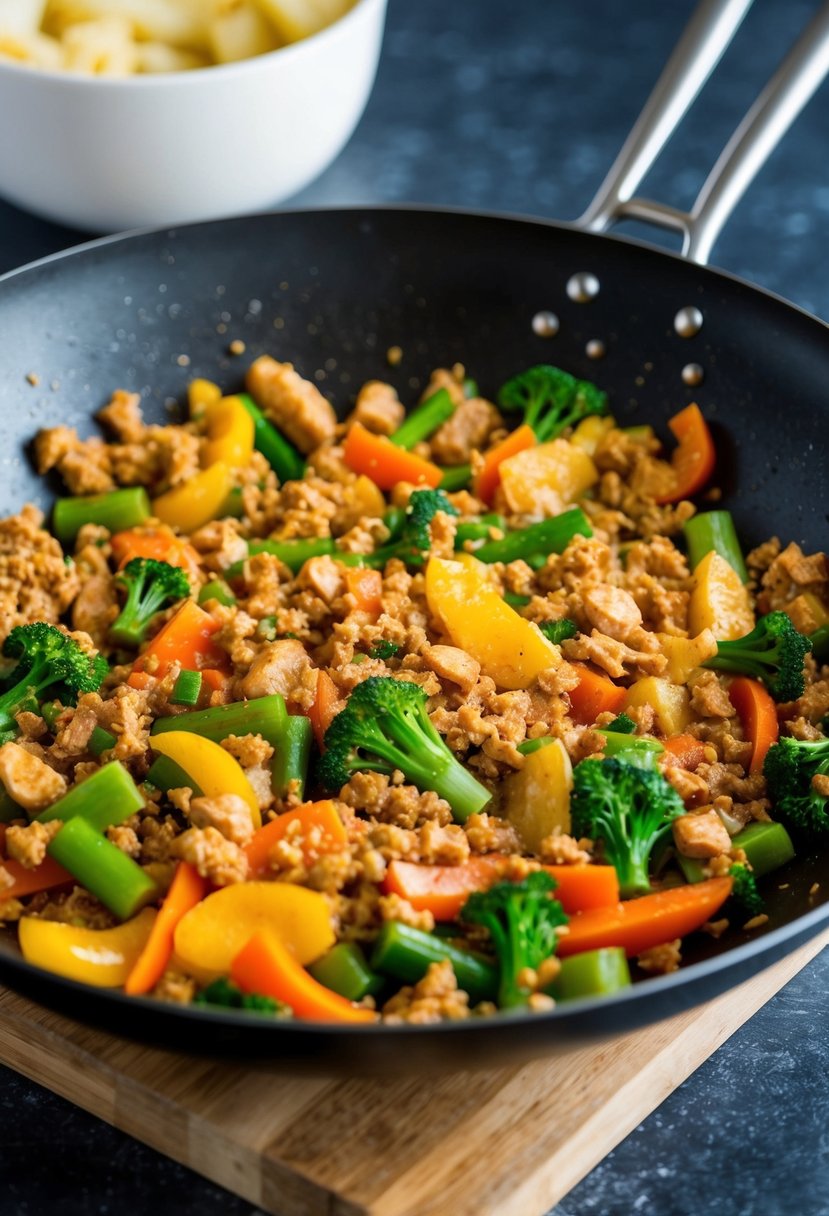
231,931 -> 376,1023
53,487 -> 151,544
125,861 -> 207,996
370,921 -> 498,1005
0,623 -> 107,734
110,558 -> 190,648
497,364 -> 608,442
47,816 -> 157,920
202,395 -> 255,469
88,726 -> 116,757
570,757 -> 686,897
188,378 -> 222,416
497,440 -> 598,516
18,908 -> 156,987
37,761 -> 144,831
150,731 -> 261,828
308,942 -> 383,1001
688,549 -> 754,640
728,675 -> 780,774
764,736 -> 829,839
660,734 -> 705,770
547,947 -> 631,1000
318,676 -> 491,821
569,664 -> 627,725
344,566 -> 383,616
194,976 -> 290,1016
598,730 -> 663,766
731,821 -> 795,877
226,536 -> 336,579
472,508 -> 592,565
307,669 -> 340,748
624,677 -> 691,736
245,800 -> 346,874
726,862 -> 764,920
391,388 -> 455,449
704,612 -> 811,701
170,669 -> 203,707
129,600 -> 226,688
0,853 -> 72,900
235,392 -> 306,482
144,754 -> 201,795
557,877 -> 733,958
198,578 -> 236,607
653,403 -> 716,504
152,462 -> 233,533
111,525 -> 202,582
357,489 -> 459,570
271,713 -> 312,799
438,463 -> 472,492
153,693 -> 288,750
343,421 -> 443,489
454,513 -> 507,546
538,618 -> 578,645
473,424 -> 536,505
502,737 -> 572,849
811,624 -> 829,663
683,510 -> 748,582
607,713 -> 636,734
463,872 -> 568,1008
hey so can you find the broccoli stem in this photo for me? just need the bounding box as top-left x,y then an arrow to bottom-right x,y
53,487 -> 151,545
369,921 -> 498,1004
237,393 -> 305,483
438,464 -> 472,492
391,389 -> 455,450
271,713 -> 312,800
226,537 -> 336,578
473,507 -> 592,565
683,511 -> 748,582
36,761 -> 144,832
47,816 -> 157,920
308,942 -> 383,1001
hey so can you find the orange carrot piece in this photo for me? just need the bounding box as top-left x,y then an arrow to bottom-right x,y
231,930 -> 376,1023
654,403 -> 716,504
557,877 -> 733,959
728,675 -> 779,774
343,421 -> 443,490
124,861 -> 206,996
569,663 -> 627,725
661,734 -> 706,771
0,855 -> 73,901
245,800 -> 347,876
111,525 -> 202,583
306,669 -> 341,748
344,567 -> 383,616
383,856 -> 619,920
129,599 -> 226,689
473,424 -> 536,505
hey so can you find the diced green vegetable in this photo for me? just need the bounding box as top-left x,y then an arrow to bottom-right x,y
473,508 -> 592,565
438,464 -> 472,492
219,487 -> 245,519
194,976 -> 290,1016
145,754 -> 202,795
599,730 -> 664,765
237,392 -> 305,484
36,761 -> 144,832
731,821 -> 796,877
88,726 -> 116,758
0,790 -> 23,823
454,514 -> 507,546
683,511 -> 748,583
271,713 -> 312,800
308,942 -> 383,1001
47,815 -> 157,920
53,487 -> 151,544
226,536 -> 336,579
503,592 -> 531,609
516,737 -> 554,756
370,921 -> 498,1005
391,389 -> 455,450
538,619 -> 578,646
170,669 -> 203,707
382,506 -> 406,540
198,579 -> 236,608
547,947 -> 631,1000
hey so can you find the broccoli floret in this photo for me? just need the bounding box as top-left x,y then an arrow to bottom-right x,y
318,675 -> 491,821
0,623 -> 107,734
704,611 -> 811,701
366,489 -> 459,569
497,364 -> 608,443
193,976 -> 291,1017
462,871 -> 568,1008
606,713 -> 636,735
727,863 -> 764,921
764,736 -> 829,838
538,619 -> 578,645
570,757 -> 686,897
110,558 -> 190,648
369,640 -> 401,660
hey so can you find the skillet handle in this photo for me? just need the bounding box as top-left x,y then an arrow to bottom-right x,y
579,0 -> 829,265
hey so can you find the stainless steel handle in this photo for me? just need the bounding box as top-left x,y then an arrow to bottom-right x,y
580,0 -> 829,265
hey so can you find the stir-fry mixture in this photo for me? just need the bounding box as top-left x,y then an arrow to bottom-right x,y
0,356 -> 826,1024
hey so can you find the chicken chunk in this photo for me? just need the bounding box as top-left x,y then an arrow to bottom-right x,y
238,639 -> 315,702
0,742 -> 66,813
672,809 -> 732,859
246,356 -> 337,454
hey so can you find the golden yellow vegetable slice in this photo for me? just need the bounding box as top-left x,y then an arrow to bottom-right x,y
688,550 -> 755,640
657,630 -> 718,684
18,908 -> 156,988
151,731 -> 261,829
152,462 -> 233,534
202,396 -> 255,469
624,677 -> 692,737
498,439 -> 598,516
503,738 -> 573,852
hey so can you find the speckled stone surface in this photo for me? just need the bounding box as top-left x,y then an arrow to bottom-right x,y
0,1 -> 828,1213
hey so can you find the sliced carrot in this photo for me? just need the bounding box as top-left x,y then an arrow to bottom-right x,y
727,675 -> 779,775
306,669 -> 341,749
344,567 -> 383,616
569,663 -> 627,725
557,877 -> 733,959
661,734 -> 706,771
129,599 -> 227,689
124,861 -> 207,996
473,424 -> 536,506
231,930 -> 376,1023
0,855 -> 73,901
245,800 -> 347,876
343,421 -> 443,490
654,403 -> 716,504
111,525 -> 202,583
383,856 -> 619,920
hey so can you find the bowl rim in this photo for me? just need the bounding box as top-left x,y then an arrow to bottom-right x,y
0,0 -> 384,89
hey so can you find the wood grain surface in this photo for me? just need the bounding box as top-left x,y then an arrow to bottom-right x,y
2,933 -> 827,1216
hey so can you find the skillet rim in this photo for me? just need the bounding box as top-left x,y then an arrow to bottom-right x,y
0,202 -> 826,1048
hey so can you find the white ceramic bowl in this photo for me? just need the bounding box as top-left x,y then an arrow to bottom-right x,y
0,0 -> 386,233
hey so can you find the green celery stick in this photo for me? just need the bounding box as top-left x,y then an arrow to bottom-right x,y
47,816 -> 156,920
152,694 -> 288,754
53,487 -> 151,545
370,922 -> 497,1004
271,713 -> 312,800
144,754 -> 202,795
683,511 -> 748,582
547,948 -> 631,1000
308,943 -> 383,1001
474,508 -> 592,565
36,762 -> 144,832
391,389 -> 455,450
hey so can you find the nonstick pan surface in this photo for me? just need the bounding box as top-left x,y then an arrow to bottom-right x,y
0,206 -> 826,1071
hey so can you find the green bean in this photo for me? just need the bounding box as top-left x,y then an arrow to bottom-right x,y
391,389 -> 455,450
308,943 -> 383,1001
198,579 -> 236,608
237,393 -> 305,483
226,536 -> 336,579
474,508 -> 592,565
170,670 -> 203,707
152,694 -> 289,756
53,487 -> 151,545
370,921 -> 498,1004
271,713 -> 312,801
683,511 -> 748,582
438,464 -> 472,492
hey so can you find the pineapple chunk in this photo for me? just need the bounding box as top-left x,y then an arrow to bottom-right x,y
503,739 -> 572,852
498,439 -> 598,517
624,677 -> 691,736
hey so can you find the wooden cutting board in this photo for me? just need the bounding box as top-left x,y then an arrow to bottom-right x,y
2,932 -> 827,1216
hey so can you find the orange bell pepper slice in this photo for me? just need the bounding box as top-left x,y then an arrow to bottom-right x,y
245,800 -> 347,876
557,876 -> 733,958
569,663 -> 627,725
473,424 -> 536,505
727,675 -> 779,774
384,856 -> 619,921
110,525 -> 202,583
654,403 -> 716,504
129,599 -> 227,689
344,566 -> 383,616
0,854 -> 72,901
306,669 -> 341,749
343,421 -> 443,490
124,861 -> 207,996
661,734 -> 707,771
231,930 -> 377,1023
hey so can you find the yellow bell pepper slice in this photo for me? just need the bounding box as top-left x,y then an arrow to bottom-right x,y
688,550 -> 755,640
497,438 -> 598,516
425,555 -> 560,690
503,737 -> 573,851
202,395 -> 255,470
150,731 -> 261,829
173,882 -> 335,979
152,461 -> 232,533
188,377 -> 222,418
18,908 -> 157,988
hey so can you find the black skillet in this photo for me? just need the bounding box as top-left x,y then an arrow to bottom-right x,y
0,0 -> 827,1071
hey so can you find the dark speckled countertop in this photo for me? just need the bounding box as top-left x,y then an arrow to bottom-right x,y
1,1 -> 828,1213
